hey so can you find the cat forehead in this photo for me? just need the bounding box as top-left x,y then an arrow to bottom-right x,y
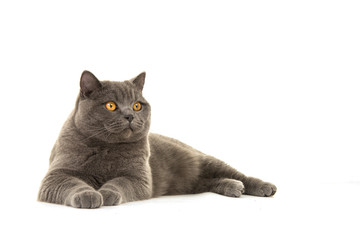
100,80 -> 141,101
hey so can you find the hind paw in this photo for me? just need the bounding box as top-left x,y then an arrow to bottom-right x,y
217,179 -> 245,198
250,182 -> 277,197
259,183 -> 277,197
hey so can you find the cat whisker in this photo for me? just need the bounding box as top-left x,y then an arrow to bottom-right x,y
80,128 -> 108,142
133,120 -> 143,128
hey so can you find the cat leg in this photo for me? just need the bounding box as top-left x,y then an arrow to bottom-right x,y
192,178 -> 245,197
199,156 -> 277,197
98,176 -> 152,205
38,169 -> 103,208
241,176 -> 277,197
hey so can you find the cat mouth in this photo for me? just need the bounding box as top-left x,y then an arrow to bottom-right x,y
123,123 -> 135,132
104,123 -> 133,134
103,126 -> 133,140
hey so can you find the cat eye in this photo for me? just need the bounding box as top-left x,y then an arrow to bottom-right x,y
105,101 -> 117,111
133,102 -> 142,111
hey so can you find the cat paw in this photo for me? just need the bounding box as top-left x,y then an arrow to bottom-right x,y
220,179 -> 245,198
99,189 -> 122,206
256,182 -> 277,197
69,190 -> 103,209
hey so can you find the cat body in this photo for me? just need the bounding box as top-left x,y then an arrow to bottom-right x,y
38,71 -> 276,208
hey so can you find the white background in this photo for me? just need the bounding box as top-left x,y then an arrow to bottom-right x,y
1,0 -> 359,239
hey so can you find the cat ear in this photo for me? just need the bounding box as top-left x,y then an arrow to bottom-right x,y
80,70 -> 102,97
131,72 -> 146,92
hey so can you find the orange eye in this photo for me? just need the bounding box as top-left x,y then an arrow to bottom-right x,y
105,101 -> 117,111
133,102 -> 142,111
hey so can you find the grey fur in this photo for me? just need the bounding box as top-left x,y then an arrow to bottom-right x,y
38,71 -> 277,208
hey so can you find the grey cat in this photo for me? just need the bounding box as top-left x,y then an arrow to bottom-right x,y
38,71 -> 277,208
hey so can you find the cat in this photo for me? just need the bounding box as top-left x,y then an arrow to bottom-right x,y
38,71 -> 277,208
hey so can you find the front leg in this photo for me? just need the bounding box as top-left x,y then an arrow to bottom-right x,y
99,176 -> 152,206
38,169 -> 103,208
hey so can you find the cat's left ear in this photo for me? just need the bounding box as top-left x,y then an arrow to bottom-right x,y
131,72 -> 146,92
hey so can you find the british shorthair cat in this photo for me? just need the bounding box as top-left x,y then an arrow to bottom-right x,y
38,71 -> 276,208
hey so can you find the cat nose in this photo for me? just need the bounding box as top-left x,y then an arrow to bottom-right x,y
124,114 -> 134,122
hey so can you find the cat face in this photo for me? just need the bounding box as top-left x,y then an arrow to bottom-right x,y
74,71 -> 151,143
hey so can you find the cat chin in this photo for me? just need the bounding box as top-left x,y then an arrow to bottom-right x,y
121,128 -> 133,139
104,128 -> 143,143
102,124 -> 149,143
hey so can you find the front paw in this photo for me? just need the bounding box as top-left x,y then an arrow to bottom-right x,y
99,189 -> 122,206
69,190 -> 103,209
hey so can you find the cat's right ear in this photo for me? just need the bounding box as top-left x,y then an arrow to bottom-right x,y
131,72 -> 146,92
80,70 -> 102,97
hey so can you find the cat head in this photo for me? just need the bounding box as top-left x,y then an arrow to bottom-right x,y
74,70 -> 151,143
